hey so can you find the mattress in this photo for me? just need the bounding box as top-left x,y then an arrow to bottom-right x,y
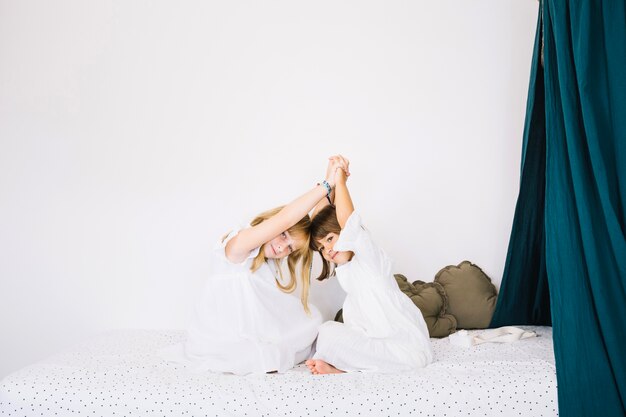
0,326 -> 557,417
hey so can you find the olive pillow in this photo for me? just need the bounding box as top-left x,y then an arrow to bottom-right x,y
434,261 -> 497,329
396,274 -> 457,338
334,274 -> 457,338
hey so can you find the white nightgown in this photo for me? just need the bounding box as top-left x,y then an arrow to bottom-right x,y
313,212 -> 433,372
161,227 -> 322,375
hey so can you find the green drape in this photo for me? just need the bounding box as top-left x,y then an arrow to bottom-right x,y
492,1 -> 626,415
490,5 -> 551,327
544,0 -> 626,415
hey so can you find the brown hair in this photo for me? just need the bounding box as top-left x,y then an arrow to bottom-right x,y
248,206 -> 313,314
309,205 -> 342,281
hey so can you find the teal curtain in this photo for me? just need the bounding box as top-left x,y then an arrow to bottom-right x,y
490,6 -> 551,327
492,1 -> 626,415
544,0 -> 626,415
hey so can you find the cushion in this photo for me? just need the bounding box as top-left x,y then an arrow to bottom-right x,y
396,274 -> 457,338
333,274 -> 457,338
434,261 -> 498,329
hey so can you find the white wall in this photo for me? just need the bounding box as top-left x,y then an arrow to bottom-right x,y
0,0 -> 539,378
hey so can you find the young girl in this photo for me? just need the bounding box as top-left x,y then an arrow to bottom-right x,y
306,159 -> 433,374
162,157 -> 349,375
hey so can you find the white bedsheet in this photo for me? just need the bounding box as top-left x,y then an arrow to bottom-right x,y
0,326 -> 558,417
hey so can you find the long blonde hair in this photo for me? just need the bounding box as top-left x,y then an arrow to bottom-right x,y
248,206 -> 314,314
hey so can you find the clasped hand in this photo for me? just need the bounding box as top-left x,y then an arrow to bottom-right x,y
325,155 -> 350,187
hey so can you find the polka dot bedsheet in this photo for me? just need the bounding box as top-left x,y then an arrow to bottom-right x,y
0,326 -> 557,417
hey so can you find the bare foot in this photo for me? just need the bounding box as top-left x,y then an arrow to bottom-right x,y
305,359 -> 316,373
308,359 -> 345,375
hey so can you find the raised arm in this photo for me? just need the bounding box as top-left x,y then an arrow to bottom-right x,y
334,159 -> 354,229
225,158 -> 345,263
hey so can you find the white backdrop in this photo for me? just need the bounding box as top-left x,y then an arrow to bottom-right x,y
0,0 -> 539,378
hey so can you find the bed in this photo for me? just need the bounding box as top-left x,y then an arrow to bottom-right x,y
0,326 -> 557,417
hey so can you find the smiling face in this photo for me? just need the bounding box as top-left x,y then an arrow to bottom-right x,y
316,232 -> 353,266
263,230 -> 304,259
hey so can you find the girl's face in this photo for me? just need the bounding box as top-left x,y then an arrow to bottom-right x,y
264,231 -> 302,259
316,232 -> 352,266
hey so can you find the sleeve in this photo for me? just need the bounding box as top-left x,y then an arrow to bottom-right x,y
213,225 -> 261,265
332,212 -> 392,276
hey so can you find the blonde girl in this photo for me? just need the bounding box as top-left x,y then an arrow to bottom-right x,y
306,157 -> 432,374
162,157 -> 349,375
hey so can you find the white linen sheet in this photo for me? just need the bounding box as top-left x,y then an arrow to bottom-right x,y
0,326 -> 558,417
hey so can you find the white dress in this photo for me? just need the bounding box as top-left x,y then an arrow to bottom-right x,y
161,227 -> 322,375
313,212 -> 433,372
